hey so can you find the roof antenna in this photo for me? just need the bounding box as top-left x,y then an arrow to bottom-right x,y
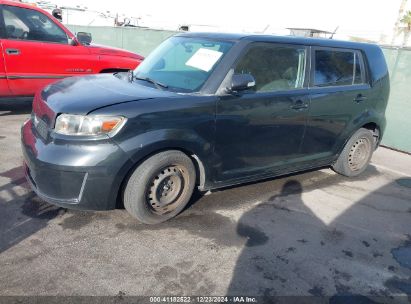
330,26 -> 339,39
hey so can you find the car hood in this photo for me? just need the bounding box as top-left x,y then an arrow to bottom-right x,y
35,74 -> 176,127
88,44 -> 144,60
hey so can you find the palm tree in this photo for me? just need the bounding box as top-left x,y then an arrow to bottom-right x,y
401,11 -> 411,46
401,11 -> 411,30
392,0 -> 408,45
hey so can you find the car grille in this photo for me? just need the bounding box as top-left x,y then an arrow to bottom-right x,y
32,113 -> 49,140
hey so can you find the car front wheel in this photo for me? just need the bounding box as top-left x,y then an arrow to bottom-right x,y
123,150 -> 196,224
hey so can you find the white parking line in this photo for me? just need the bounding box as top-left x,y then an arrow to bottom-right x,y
372,163 -> 411,177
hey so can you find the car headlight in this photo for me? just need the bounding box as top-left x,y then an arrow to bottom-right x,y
54,114 -> 126,137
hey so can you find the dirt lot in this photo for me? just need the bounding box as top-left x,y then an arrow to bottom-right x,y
1,102 -> 411,301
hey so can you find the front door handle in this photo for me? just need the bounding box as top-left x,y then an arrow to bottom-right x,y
354,94 -> 367,103
5,48 -> 20,55
291,100 -> 309,110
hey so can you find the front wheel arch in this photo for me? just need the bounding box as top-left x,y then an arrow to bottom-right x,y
117,146 -> 208,209
122,150 -> 197,224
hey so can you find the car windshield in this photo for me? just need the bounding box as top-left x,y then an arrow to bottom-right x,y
133,37 -> 234,93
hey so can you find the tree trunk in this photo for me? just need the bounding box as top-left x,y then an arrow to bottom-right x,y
392,0 -> 408,45
403,30 -> 411,46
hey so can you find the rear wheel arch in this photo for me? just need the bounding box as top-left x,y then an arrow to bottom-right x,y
361,122 -> 380,148
337,120 -> 381,158
332,127 -> 375,177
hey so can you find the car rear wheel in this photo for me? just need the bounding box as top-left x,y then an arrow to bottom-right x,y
123,150 -> 196,224
332,128 -> 375,177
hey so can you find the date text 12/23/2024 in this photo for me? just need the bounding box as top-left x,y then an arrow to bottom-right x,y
149,297 -> 258,303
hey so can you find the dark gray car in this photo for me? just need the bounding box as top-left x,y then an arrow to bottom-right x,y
21,33 -> 389,224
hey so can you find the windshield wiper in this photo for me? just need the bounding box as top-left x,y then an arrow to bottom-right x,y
133,75 -> 168,90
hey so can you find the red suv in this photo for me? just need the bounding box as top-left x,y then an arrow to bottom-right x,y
0,0 -> 143,99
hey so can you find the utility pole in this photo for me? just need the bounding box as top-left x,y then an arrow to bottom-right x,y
392,0 -> 408,45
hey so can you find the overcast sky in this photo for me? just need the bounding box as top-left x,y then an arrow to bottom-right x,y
52,0 -> 408,40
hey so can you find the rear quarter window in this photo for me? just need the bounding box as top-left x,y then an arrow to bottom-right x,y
313,49 -> 365,87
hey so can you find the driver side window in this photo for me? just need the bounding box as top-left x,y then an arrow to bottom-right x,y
234,43 -> 307,92
3,5 -> 68,44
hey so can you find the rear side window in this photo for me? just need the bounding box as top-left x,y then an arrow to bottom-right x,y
314,49 -> 364,87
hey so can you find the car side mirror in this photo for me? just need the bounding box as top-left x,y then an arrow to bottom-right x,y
52,8 -> 62,22
229,74 -> 256,92
76,32 -> 92,45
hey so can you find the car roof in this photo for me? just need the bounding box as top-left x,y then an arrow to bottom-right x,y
176,32 -> 378,51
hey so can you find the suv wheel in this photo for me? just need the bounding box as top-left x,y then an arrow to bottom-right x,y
123,150 -> 196,224
332,128 -> 375,177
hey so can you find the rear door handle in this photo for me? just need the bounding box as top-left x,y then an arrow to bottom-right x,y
354,94 -> 367,103
5,48 -> 20,55
291,100 -> 309,110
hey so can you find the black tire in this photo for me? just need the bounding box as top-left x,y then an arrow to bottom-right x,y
123,150 -> 196,224
332,128 -> 375,177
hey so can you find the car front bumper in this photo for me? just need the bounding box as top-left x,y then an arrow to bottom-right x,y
21,118 -> 133,211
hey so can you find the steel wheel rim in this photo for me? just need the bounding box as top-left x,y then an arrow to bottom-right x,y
348,137 -> 372,171
147,165 -> 187,215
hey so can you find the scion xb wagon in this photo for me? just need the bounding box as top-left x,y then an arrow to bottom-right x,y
21,33 -> 389,224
